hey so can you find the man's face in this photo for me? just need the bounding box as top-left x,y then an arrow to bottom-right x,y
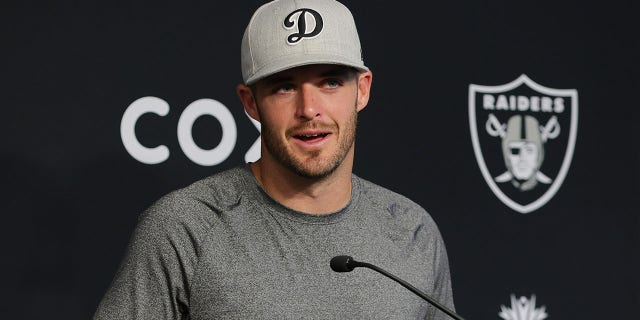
249,65 -> 370,179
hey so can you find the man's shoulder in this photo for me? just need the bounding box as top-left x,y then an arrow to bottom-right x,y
355,175 -> 424,211
139,164 -> 253,229
193,163 -> 254,199
354,174 -> 439,228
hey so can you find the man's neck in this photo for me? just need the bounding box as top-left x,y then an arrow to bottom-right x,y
250,157 -> 353,215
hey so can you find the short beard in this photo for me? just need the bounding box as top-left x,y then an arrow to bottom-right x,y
258,106 -> 358,179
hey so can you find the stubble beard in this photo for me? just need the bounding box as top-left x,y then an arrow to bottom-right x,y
260,108 -> 358,180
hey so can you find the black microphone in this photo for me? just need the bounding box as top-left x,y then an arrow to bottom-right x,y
330,255 -> 465,320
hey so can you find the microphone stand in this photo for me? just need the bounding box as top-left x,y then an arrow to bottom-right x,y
356,261 -> 465,320
331,256 -> 465,320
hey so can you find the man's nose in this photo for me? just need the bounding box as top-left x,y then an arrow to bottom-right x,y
295,84 -> 321,120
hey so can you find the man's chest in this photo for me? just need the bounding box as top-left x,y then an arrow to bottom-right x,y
187,239 -> 433,319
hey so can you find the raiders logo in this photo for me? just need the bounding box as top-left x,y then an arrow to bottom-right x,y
469,75 -> 578,213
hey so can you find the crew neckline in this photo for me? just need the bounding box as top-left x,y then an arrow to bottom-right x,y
239,164 -> 361,225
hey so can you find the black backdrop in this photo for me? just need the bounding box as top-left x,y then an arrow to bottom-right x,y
3,1 -> 638,319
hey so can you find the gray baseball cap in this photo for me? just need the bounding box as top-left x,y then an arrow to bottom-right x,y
241,0 -> 369,85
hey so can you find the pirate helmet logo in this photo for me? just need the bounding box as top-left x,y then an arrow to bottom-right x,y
469,75 -> 578,214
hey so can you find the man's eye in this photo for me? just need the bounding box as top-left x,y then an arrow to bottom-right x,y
276,84 -> 294,93
325,79 -> 342,88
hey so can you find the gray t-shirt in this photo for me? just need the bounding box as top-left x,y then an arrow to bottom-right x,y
94,165 -> 455,319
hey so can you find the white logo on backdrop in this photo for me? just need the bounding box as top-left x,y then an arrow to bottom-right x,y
499,294 -> 548,320
469,75 -> 578,213
120,96 -> 261,166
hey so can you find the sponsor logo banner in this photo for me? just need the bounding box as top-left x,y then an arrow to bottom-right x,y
499,294 -> 548,320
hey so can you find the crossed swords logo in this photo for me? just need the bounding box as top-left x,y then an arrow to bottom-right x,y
485,113 -> 561,191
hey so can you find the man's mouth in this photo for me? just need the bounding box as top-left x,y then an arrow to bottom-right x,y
294,133 -> 330,141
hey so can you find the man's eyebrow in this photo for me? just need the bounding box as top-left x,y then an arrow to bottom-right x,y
262,75 -> 294,86
260,66 -> 355,86
319,67 -> 355,79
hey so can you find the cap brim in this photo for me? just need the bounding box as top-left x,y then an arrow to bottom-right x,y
245,52 -> 369,85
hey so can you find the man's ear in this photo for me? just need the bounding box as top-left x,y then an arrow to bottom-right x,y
356,71 -> 373,112
237,84 -> 260,122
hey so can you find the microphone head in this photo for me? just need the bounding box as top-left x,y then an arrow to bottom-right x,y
330,255 -> 356,272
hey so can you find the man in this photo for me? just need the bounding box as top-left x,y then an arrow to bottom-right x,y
94,0 -> 456,319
